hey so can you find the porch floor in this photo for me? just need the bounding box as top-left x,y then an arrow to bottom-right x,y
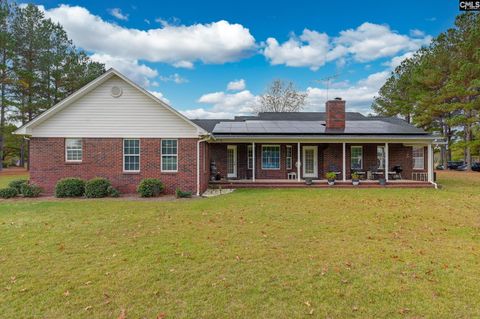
209,179 -> 434,188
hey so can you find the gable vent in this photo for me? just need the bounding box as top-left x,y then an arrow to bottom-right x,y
111,86 -> 123,98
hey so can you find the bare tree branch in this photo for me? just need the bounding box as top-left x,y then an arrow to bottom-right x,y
257,79 -> 307,113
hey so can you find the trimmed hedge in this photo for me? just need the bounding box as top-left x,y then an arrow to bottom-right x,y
0,187 -> 18,199
176,189 -> 192,198
85,177 -> 111,198
21,183 -> 42,198
137,178 -> 164,197
8,179 -> 28,194
55,178 -> 85,198
107,186 -> 120,198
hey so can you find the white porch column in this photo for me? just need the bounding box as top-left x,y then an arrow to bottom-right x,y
252,142 -> 256,182
297,142 -> 301,181
385,142 -> 389,182
342,142 -> 346,181
428,143 -> 433,183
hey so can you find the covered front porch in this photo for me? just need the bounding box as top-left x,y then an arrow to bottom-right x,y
207,139 -> 435,187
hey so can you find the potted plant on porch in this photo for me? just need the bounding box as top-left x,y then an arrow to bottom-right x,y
351,172 -> 360,186
326,172 -> 336,186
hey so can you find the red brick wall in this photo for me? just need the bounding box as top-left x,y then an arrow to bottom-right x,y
208,142 -> 426,181
30,137 -> 203,195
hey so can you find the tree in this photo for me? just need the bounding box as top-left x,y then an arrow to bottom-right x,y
0,3 -> 105,169
257,80 -> 307,112
0,1 -> 14,170
372,12 -> 480,167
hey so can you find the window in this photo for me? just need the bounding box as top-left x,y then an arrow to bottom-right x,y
161,139 -> 178,172
286,145 -> 293,169
412,146 -> 424,170
123,139 -> 140,172
377,146 -> 385,169
262,145 -> 280,169
247,145 -> 253,169
351,146 -> 363,169
65,138 -> 82,162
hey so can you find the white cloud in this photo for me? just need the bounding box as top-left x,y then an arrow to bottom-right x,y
41,5 -> 256,68
227,79 -> 246,91
383,51 -> 415,69
263,29 -> 342,71
336,22 -> 431,62
108,8 -> 128,21
149,90 -> 170,104
410,29 -> 425,37
159,73 -> 188,84
198,90 -> 259,113
181,108 -> 238,119
263,23 -> 430,69
90,53 -> 157,86
306,70 -> 390,113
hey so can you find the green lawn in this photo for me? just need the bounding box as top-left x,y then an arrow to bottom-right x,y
1,172 -> 479,318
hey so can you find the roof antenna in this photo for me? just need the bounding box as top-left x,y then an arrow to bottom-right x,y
315,73 -> 341,101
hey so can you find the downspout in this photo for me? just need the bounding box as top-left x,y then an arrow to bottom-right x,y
196,135 -> 211,196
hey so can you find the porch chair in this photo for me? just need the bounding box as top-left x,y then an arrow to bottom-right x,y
368,165 -> 384,180
390,165 -> 403,180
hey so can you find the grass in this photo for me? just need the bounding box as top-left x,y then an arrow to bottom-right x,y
1,171 -> 480,318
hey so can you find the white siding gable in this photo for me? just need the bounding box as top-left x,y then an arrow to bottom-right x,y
31,75 -> 201,138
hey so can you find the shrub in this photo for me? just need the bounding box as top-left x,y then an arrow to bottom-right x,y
351,172 -> 360,180
21,183 -> 42,198
107,186 -> 120,198
55,178 -> 85,198
0,187 -> 18,199
137,178 -> 164,197
84,177 -> 111,198
8,179 -> 28,194
176,188 -> 192,198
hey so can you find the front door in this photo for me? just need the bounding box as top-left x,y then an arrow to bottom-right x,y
303,146 -> 318,178
227,145 -> 237,178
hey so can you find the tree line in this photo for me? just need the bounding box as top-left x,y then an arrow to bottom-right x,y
372,12 -> 480,167
0,2 -> 105,170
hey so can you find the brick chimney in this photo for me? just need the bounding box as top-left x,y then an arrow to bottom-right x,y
326,97 -> 345,129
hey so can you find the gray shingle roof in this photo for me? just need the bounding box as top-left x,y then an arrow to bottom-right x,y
191,112 -> 429,136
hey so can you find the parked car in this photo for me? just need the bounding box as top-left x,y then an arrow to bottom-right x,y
447,161 -> 465,170
436,164 -> 445,170
472,162 -> 480,172
456,163 -> 468,171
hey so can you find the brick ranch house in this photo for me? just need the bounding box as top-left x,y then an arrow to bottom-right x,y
15,68 -> 437,195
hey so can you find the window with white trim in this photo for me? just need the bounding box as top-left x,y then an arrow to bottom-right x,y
377,146 -> 385,169
262,145 -> 280,169
161,139 -> 178,172
65,138 -> 82,162
412,146 -> 424,170
351,146 -> 363,169
247,145 -> 253,169
123,139 -> 140,172
286,145 -> 293,169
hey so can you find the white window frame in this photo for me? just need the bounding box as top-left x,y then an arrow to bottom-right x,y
261,145 -> 281,170
412,146 -> 425,170
65,138 -> 83,162
247,145 -> 253,170
350,146 -> 363,170
161,139 -> 178,172
123,139 -> 140,172
286,145 -> 293,170
377,146 -> 385,169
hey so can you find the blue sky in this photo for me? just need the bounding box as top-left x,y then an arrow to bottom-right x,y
32,0 -> 459,118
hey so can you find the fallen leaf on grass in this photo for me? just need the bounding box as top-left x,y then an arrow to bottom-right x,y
85,306 -> 92,311
157,313 -> 166,319
117,308 -> 126,319
304,301 -> 311,307
63,290 -> 70,297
